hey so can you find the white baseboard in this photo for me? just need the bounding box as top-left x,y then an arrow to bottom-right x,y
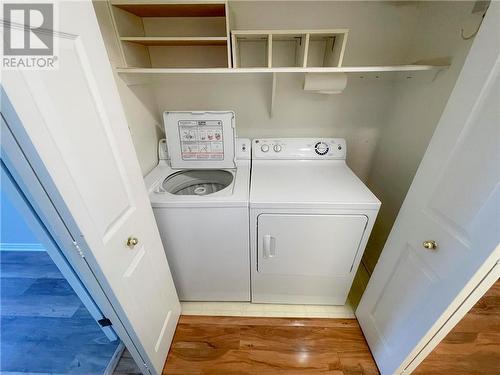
181,301 -> 355,318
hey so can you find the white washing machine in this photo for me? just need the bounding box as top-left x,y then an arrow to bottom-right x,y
145,111 -> 251,301
250,138 -> 380,305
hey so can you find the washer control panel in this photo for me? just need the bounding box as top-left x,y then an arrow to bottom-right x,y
253,138 -> 346,160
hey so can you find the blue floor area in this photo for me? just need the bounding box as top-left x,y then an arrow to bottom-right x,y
1,250 -> 120,374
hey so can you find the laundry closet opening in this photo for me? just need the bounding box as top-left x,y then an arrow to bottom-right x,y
93,1 -> 479,310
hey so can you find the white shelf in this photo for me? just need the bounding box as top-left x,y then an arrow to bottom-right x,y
111,2 -> 227,18
116,64 -> 448,90
116,65 -> 447,75
120,36 -> 228,46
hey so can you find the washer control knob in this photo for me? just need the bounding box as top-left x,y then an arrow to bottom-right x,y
273,144 -> 282,153
315,142 -> 329,155
261,144 -> 270,152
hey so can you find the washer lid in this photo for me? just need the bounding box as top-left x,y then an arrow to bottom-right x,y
164,111 -> 236,169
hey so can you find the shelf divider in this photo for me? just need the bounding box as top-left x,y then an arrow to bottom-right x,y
267,34 -> 273,68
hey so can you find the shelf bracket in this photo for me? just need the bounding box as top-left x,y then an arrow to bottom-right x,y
270,72 -> 277,118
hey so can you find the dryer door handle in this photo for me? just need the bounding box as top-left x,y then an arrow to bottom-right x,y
263,235 -> 276,258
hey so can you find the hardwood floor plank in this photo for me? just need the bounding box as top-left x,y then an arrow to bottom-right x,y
113,348 -> 141,375
163,316 -> 379,375
166,349 -> 346,375
238,325 -> 368,353
414,279 -> 500,375
1,251 -> 119,374
338,350 -> 380,375
172,324 -> 241,349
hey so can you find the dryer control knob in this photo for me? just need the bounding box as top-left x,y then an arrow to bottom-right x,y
315,142 -> 329,155
261,144 -> 270,152
273,144 -> 282,153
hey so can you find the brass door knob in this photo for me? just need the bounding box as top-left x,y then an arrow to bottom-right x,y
126,236 -> 139,248
423,240 -> 438,250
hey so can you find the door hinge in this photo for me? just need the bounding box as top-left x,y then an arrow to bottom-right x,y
73,241 -> 85,258
98,317 -> 112,327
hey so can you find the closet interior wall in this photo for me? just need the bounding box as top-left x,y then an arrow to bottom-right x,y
363,1 -> 478,274
93,0 -> 478,291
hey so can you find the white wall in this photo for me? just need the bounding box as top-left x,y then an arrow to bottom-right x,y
362,1 -> 478,272
151,73 -> 396,180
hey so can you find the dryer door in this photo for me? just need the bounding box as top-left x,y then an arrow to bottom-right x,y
254,214 -> 367,304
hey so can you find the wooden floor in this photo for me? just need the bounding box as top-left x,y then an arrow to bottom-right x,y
113,347 -> 141,375
1,251 -> 119,374
414,279 -> 500,375
162,315 -> 379,374
116,279 -> 500,374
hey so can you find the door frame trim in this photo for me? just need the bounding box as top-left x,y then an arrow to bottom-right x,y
1,88 -> 150,375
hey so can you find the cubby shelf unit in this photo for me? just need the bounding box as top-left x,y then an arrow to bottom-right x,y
231,29 -> 349,69
110,1 -> 232,68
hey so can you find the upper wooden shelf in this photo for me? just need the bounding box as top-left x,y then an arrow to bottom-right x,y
111,1 -> 232,68
111,2 -> 226,17
120,36 -> 228,46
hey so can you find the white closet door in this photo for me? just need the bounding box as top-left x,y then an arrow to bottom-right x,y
356,4 -> 500,374
2,1 -> 180,374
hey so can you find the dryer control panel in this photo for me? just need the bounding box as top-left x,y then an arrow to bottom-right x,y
253,138 -> 346,160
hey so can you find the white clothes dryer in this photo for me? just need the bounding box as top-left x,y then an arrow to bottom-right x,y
250,138 -> 381,305
145,111 -> 251,301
